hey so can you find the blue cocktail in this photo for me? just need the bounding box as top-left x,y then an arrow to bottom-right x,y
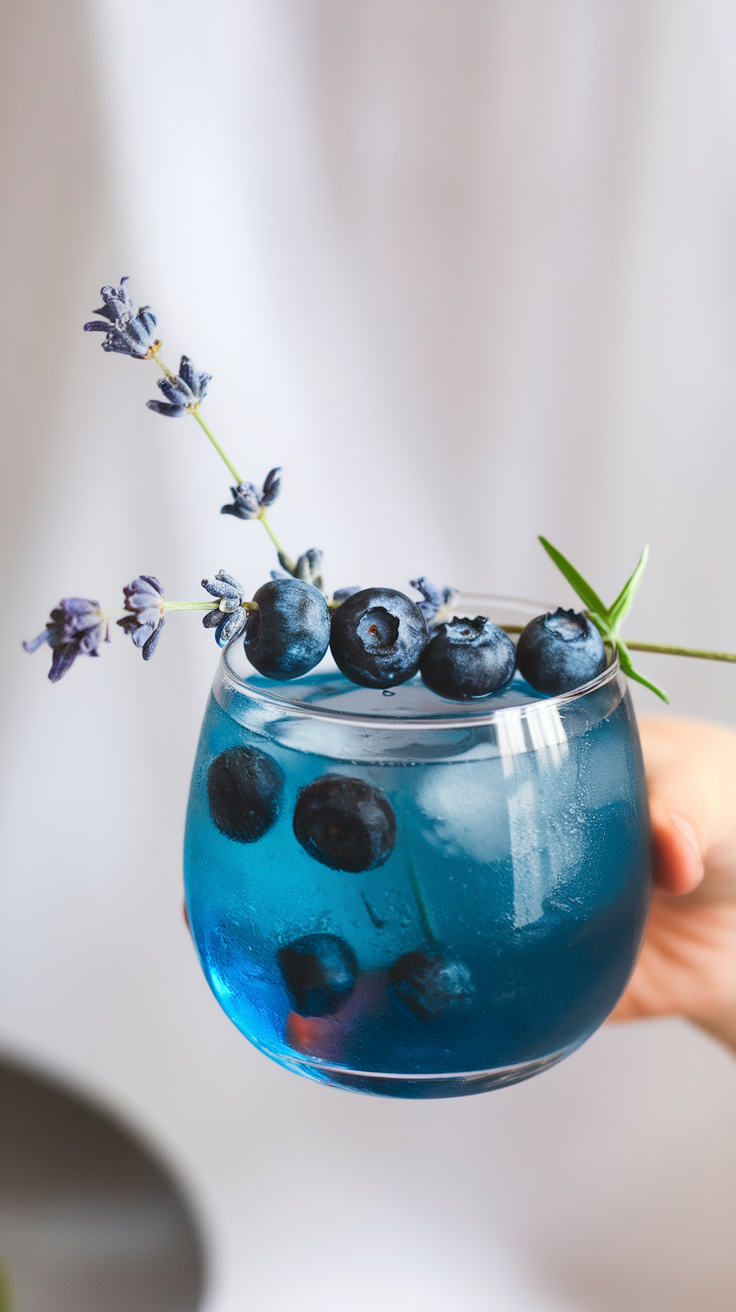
184,597 -> 651,1098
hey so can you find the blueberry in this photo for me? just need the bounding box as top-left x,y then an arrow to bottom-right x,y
389,946 -> 475,1019
293,775 -> 396,872
420,616 -> 516,700
207,745 -> 284,842
278,932 -> 358,1016
245,578 -> 330,681
516,607 -> 606,695
330,587 -> 428,689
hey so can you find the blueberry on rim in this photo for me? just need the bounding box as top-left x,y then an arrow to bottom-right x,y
293,775 -> 397,873
245,578 -> 330,681
516,607 -> 606,695
330,587 -> 428,689
420,616 -> 516,700
278,932 -> 358,1017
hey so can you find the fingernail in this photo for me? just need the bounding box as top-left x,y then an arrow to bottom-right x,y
670,813 -> 704,879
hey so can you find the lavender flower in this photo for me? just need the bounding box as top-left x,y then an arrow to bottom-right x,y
221,468 -> 282,521
202,606 -> 256,647
291,548 -> 323,591
146,356 -> 212,417
23,598 -> 106,683
201,570 -> 255,647
201,569 -> 245,610
83,277 -> 159,359
117,575 -> 166,660
260,467 -> 281,505
410,577 -> 458,623
271,546 -> 324,591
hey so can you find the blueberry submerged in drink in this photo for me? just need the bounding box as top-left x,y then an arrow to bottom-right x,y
184,602 -> 651,1099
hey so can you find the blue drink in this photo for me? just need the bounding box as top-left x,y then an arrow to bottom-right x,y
184,599 -> 651,1098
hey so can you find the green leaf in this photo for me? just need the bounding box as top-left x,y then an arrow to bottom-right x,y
616,640 -> 669,703
538,537 -> 609,621
539,536 -> 668,701
585,611 -> 613,643
0,1263 -> 12,1312
607,544 -> 649,634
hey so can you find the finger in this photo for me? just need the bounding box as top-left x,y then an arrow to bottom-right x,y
609,896 -> 736,1026
639,717 -> 736,898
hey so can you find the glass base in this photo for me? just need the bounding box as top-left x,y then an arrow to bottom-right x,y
262,1044 -> 575,1099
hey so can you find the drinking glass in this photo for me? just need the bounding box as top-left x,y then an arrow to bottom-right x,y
184,596 -> 651,1098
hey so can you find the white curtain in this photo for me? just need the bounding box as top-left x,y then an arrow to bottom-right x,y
2,3 -> 736,1309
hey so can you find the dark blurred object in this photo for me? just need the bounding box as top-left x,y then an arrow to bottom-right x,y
0,1057 -> 205,1312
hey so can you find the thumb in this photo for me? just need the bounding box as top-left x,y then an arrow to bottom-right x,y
648,802 -> 704,898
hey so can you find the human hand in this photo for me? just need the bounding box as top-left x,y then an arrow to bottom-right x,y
610,717 -> 736,1052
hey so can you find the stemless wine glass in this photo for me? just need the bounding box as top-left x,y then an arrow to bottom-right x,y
184,595 -> 651,1098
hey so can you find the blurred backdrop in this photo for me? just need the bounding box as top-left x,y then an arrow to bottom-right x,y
1,1 -> 736,1308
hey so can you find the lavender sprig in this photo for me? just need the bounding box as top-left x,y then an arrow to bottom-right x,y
25,276 -> 736,700
84,278 -> 298,569
84,277 -> 236,478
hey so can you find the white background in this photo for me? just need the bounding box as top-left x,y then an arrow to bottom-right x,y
1,2 -> 736,1308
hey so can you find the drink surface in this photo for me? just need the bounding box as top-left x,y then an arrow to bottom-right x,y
184,659 -> 651,1097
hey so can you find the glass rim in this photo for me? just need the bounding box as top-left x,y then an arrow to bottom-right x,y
217,593 -> 621,732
